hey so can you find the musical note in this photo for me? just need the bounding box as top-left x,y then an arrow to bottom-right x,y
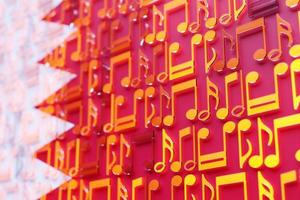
79,179 -> 89,200
131,49 -> 150,88
132,177 -> 145,200
144,87 -> 156,128
184,174 -> 197,200
212,30 -> 235,72
290,57 -> 300,110
245,62 -> 289,116
216,70 -> 245,120
80,99 -> 98,136
112,134 -> 131,176
197,121 -> 236,171
203,30 -> 217,73
54,140 -> 65,172
171,126 -> 197,172
156,0 -> 190,42
67,180 -> 78,200
102,51 -> 133,94
75,0 -> 92,27
171,175 -> 183,200
148,179 -> 160,200
114,89 -> 144,132
168,34 -> 203,81
249,118 -> 274,169
202,175 -> 215,200
88,178 -> 111,200
268,14 -> 294,62
117,178 -> 129,200
198,77 -> 219,122
265,113 -> 300,168
216,172 -> 248,200
154,129 -> 175,173
146,44 -> 164,85
163,79 -> 198,127
145,5 -> 164,45
257,171 -> 274,200
280,170 -> 298,200
227,17 -> 268,69
71,30 -> 85,62
205,0 -> 218,29
151,85 -> 171,128
237,119 -> 253,169
188,0 -> 209,33
106,135 -> 117,176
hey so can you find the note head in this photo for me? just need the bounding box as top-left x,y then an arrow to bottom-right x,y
219,14 -> 233,27
248,155 -> 263,169
118,3 -> 129,15
216,107 -> 229,120
198,110 -> 211,123
163,115 -> 174,127
295,149 -> 300,162
226,57 -> 239,70
289,44 -> 300,58
131,78 -> 141,88
156,31 -> 167,42
121,76 -> 131,88
186,109 -> 198,121
197,128 -> 210,140
205,17 -> 217,29
149,179 -> 160,190
253,48 -> 267,63
212,60 -> 225,72
145,33 -> 156,45
286,0 -> 300,10
98,8 -> 107,19
154,162 -> 166,173
103,83 -> 112,94
184,160 -> 196,171
107,8 -> 117,19
231,105 -> 245,118
80,126 -> 91,137
112,164 -> 123,176
177,22 -> 189,34
268,49 -> 282,62
103,123 -> 114,133
156,72 -> 168,84
264,154 -> 280,168
145,74 -> 155,85
170,161 -> 182,173
151,116 -> 162,128
188,22 -> 200,33
184,174 -> 197,186
171,175 -> 183,187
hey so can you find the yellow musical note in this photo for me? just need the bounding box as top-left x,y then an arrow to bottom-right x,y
163,79 -> 198,127
89,178 -> 111,200
198,77 -> 219,122
154,129 -> 175,173
257,171 -> 274,200
145,87 -> 156,128
203,30 -> 217,73
169,34 -> 203,81
227,17 -> 268,69
102,51 -> 133,94
197,121 -> 236,171
145,5 -> 164,45
171,126 -> 196,172
280,170 -> 298,200
202,175 -> 215,200
216,70 -> 245,120
216,172 -> 248,200
245,62 -> 289,116
249,118 -> 274,169
237,119 -> 253,169
265,113 -> 300,168
112,134 -> 131,176
151,85 -> 171,128
184,174 -> 197,200
268,14 -> 294,62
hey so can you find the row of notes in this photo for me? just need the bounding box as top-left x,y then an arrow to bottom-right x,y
54,170 -> 300,200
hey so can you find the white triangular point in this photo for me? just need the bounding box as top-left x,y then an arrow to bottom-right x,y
0,0 -> 74,199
